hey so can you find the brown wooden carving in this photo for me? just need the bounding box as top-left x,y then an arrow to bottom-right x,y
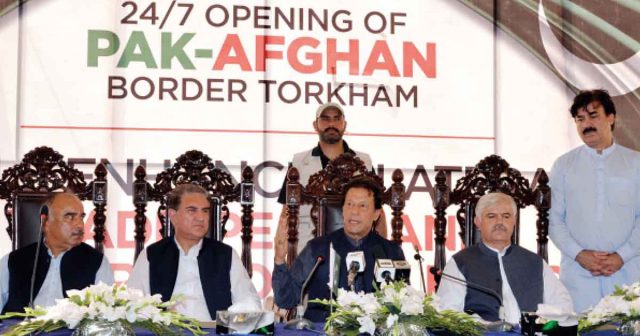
133,165 -> 150,261
450,155 -> 537,246
234,166 -> 255,278
0,146 -> 108,252
305,153 -> 376,196
285,167 -> 303,266
89,163 -> 108,253
431,154 -> 551,286
384,169 -> 405,244
432,170 -> 450,286
533,169 -> 551,261
131,150 -> 255,276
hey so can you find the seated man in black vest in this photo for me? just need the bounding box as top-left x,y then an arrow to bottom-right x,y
0,192 -> 114,313
436,192 -> 574,324
127,184 -> 261,321
272,177 -> 405,322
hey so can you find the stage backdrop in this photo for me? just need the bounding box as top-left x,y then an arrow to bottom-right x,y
1,0 -> 638,297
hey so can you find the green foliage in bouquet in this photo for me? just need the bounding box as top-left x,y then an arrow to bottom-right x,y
311,281 -> 483,336
578,282 -> 640,333
0,283 -> 205,336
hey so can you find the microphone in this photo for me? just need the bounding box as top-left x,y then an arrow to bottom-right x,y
40,205 -> 49,217
374,259 -> 395,284
392,260 -> 411,283
372,245 -> 395,285
413,245 -> 427,293
285,255 -> 324,330
30,205 -> 48,309
430,266 -> 513,332
346,251 -> 365,291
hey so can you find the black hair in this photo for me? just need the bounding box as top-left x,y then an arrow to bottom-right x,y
342,177 -> 382,210
570,89 -> 616,130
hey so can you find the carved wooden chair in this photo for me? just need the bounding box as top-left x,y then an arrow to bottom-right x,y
132,150 -> 255,276
284,152 -> 406,265
0,146 -> 108,252
431,154 -> 551,286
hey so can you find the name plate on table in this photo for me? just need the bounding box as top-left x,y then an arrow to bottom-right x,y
215,311 -> 274,335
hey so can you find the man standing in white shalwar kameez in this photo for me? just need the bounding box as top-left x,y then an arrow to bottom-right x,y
550,89 -> 640,313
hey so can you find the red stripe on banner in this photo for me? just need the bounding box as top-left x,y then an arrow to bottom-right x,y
251,242 -> 273,249
20,125 -> 495,141
254,213 -> 274,220
253,226 -> 271,234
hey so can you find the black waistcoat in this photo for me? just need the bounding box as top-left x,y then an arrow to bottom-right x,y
2,242 -> 103,314
147,237 -> 233,319
452,243 -> 543,321
304,229 -> 405,322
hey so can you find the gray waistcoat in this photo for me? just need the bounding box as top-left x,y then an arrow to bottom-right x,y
452,243 -> 543,321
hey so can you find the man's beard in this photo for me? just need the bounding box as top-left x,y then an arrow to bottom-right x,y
320,127 -> 343,144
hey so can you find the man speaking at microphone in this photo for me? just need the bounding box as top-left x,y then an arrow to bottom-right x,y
272,178 -> 405,322
436,192 -> 573,324
0,192 -> 114,313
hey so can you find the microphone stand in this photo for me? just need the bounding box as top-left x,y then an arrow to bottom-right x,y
347,262 -> 358,291
413,246 -> 427,293
437,269 -> 514,332
285,256 -> 324,330
29,207 -> 48,309
485,313 -> 514,332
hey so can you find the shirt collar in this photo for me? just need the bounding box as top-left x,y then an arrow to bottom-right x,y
311,140 -> 354,158
583,140 -> 616,158
43,239 -> 69,260
345,234 -> 361,248
47,248 -> 67,260
173,237 -> 203,257
482,241 -> 511,257
344,230 -> 372,248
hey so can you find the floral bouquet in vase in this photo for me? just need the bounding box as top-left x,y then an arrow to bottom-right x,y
311,281 -> 483,336
579,281 -> 640,335
0,282 -> 205,336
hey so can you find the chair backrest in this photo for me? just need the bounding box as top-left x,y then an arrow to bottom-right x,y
12,192 -> 48,249
0,146 -> 108,252
431,154 -> 551,286
285,152 -> 406,265
132,150 -> 255,276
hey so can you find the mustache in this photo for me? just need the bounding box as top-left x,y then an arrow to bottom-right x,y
583,127 -> 597,135
323,127 -> 340,133
71,230 -> 84,236
492,224 -> 507,232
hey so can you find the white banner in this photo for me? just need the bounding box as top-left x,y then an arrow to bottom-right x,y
2,0 -> 637,296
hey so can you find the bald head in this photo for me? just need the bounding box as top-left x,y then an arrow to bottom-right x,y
43,192 -> 86,256
44,192 -> 81,215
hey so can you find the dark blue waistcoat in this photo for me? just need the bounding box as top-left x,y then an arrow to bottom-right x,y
452,243 -> 543,321
2,242 -> 103,314
304,229 -> 405,322
147,237 -> 233,319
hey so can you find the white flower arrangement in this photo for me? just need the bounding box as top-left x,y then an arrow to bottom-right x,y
311,281 -> 483,336
579,281 -> 640,333
0,282 -> 205,336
